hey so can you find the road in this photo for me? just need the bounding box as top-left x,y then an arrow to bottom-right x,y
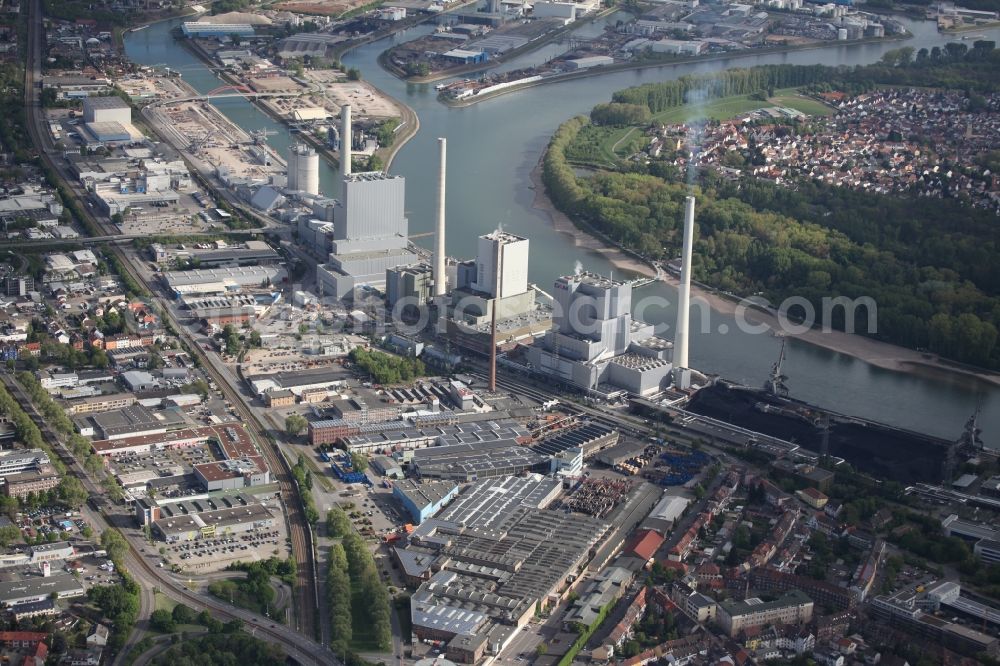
23,1 -> 334,661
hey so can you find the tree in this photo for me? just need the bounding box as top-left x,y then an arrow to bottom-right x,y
57,476 -> 88,508
285,414 -> 308,437
0,523 -> 20,547
346,67 -> 361,81
150,609 -> 176,633
101,528 -> 129,565
91,349 -> 109,368
350,452 -> 368,472
103,477 -> 124,503
172,603 -> 195,625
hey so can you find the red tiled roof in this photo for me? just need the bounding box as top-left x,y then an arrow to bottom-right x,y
0,632 -> 47,643
626,529 -> 664,561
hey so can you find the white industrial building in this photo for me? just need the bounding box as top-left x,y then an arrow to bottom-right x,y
0,449 -> 51,477
533,0 -> 577,19
525,271 -> 673,395
287,144 -> 320,196
315,172 -> 417,298
564,55 -> 614,69
162,266 -> 287,297
312,106 -> 418,299
83,97 -> 131,125
649,38 -> 706,55
447,231 -> 538,327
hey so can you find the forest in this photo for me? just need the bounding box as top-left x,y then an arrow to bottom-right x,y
542,47 -> 1000,367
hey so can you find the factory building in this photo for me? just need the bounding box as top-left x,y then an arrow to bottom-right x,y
408,501 -> 609,644
161,266 -> 286,297
152,502 -> 276,543
436,475 -> 563,522
525,271 -> 673,395
83,97 -> 131,126
641,494 -> 690,534
0,574 -> 85,607
411,440 -> 549,482
392,479 -> 460,524
287,144 -> 320,196
193,456 -> 271,491
530,423 -> 619,459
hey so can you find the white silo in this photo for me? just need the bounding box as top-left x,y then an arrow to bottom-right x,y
287,144 -> 320,196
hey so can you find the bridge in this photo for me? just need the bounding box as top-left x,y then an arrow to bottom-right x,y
627,262 -> 666,289
0,228 -> 287,249
146,83 -> 313,108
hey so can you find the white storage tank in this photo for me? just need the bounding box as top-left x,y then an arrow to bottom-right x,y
287,144 -> 320,196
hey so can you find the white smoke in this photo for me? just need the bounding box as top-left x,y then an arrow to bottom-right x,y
685,88 -> 709,188
574,260 -> 584,276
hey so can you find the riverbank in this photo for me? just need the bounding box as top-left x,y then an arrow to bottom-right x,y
528,157 -> 1000,388
441,32 -> 908,107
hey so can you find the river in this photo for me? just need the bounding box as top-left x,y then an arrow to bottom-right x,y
125,16 -> 1000,446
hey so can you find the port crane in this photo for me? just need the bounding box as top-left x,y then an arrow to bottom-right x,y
250,128 -> 277,146
764,337 -> 789,397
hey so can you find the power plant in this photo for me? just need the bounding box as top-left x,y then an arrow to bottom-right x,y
286,144 -> 319,196
312,104 -> 417,299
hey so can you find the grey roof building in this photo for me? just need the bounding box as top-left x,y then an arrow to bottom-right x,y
0,573 -> 85,606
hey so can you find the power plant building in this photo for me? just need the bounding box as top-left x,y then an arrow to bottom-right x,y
387,264 -> 434,312
287,144 -> 320,196
448,231 -> 539,327
315,172 -> 418,299
525,271 -> 672,395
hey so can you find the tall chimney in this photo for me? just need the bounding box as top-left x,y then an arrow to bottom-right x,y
489,239 -> 501,392
341,104 -> 352,178
434,138 -> 447,298
674,196 -> 695,373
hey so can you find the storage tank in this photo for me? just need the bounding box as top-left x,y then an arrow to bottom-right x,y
837,27 -> 848,40
287,144 -> 319,195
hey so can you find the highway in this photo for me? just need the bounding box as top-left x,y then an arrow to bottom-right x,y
23,1 -> 334,661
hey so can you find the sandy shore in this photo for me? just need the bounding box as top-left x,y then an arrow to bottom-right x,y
529,158 -> 1000,388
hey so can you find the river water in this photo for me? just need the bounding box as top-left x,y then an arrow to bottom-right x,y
126,16 -> 1000,445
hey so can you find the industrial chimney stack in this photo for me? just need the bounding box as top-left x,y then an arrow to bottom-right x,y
434,138 -> 447,298
341,104 -> 352,178
673,196 -> 695,383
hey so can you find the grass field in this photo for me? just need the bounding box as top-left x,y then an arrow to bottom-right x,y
154,592 -> 176,613
589,87 -> 836,161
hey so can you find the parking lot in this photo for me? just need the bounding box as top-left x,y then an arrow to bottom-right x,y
165,528 -> 288,572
